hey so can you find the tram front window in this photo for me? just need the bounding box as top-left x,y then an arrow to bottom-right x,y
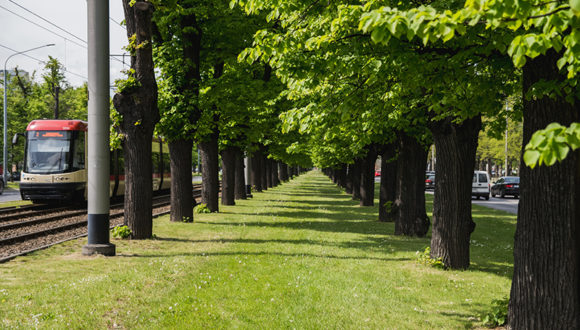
25,131 -> 73,174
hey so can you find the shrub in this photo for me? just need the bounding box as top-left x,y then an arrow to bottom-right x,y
194,203 -> 211,214
111,225 -> 131,239
481,297 -> 509,327
416,247 -> 444,269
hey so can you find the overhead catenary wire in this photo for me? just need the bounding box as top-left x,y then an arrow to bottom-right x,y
8,0 -> 87,45
0,1 -> 128,67
0,43 -> 88,81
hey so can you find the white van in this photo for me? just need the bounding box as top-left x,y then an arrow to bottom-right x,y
472,171 -> 490,200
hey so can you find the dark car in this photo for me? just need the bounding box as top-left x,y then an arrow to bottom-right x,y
491,176 -> 520,198
425,174 -> 435,189
0,176 -> 4,195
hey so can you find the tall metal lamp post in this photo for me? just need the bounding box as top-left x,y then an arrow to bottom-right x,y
3,44 -> 54,182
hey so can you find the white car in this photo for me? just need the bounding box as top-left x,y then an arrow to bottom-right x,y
472,171 -> 490,200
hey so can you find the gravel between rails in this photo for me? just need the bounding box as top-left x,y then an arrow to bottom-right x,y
0,199 -> 172,263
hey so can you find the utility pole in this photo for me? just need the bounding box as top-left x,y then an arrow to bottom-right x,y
504,99 -> 509,176
83,0 -> 115,256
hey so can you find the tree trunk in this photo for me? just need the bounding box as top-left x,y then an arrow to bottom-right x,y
262,156 -> 269,189
220,146 -> 236,205
393,132 -> 430,237
272,160 -> 280,186
265,158 -> 272,188
199,135 -> 219,212
379,143 -> 397,222
345,164 -> 354,194
279,163 -> 289,182
113,0 -> 158,239
251,149 -> 263,192
360,145 -> 378,206
337,164 -> 347,189
234,148 -> 247,200
351,159 -> 362,200
508,50 -> 580,328
168,139 -> 194,222
429,115 -> 481,269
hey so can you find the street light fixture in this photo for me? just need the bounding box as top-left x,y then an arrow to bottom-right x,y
3,43 -> 55,183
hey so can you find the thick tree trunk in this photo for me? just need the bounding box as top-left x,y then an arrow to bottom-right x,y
508,50 -> 580,328
336,164 -> 347,189
220,146 -> 236,205
199,135 -> 219,212
260,152 -> 270,190
345,164 -> 354,194
169,139 -> 194,222
393,132 -> 430,237
279,163 -> 289,182
114,0 -> 158,239
429,115 -> 481,269
379,143 -> 397,222
360,145 -> 378,206
234,148 -> 247,200
251,149 -> 263,192
265,158 -> 272,188
351,159 -> 362,200
272,160 -> 280,186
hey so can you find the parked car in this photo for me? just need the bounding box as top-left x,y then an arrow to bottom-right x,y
491,176 -> 520,198
0,176 -> 4,195
425,174 -> 435,189
375,170 -> 381,177
472,171 -> 490,200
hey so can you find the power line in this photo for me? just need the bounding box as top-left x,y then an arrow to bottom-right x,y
0,4 -> 87,49
0,2 -> 128,67
0,43 -> 87,81
8,0 -> 87,45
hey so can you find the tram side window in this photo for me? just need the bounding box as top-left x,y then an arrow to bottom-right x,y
73,132 -> 85,170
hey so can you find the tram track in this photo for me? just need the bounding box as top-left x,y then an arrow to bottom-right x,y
0,183 -> 208,263
0,196 -> 171,263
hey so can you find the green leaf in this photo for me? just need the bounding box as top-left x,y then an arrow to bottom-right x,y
523,150 -> 540,168
528,131 -> 545,148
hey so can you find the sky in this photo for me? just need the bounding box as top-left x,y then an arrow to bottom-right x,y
0,0 -> 129,88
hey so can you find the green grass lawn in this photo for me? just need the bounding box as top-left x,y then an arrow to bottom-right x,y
0,171 -> 514,329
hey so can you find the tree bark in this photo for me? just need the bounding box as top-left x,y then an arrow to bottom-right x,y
351,159 -> 362,200
345,163 -> 354,194
393,132 -> 430,237
272,160 -> 280,187
265,157 -> 272,188
379,143 -> 397,222
508,50 -> 580,328
336,164 -> 347,189
114,0 -> 158,239
251,148 -> 263,192
220,146 -> 236,205
169,139 -> 194,222
234,148 -> 247,200
279,163 -> 289,182
360,145 -> 378,206
429,115 -> 481,269
262,155 -> 269,189
199,134 -> 219,212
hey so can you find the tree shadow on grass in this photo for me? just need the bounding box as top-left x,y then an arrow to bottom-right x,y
153,236 -> 424,254
121,250 -> 414,263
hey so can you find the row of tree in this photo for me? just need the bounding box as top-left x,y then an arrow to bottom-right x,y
226,0 -> 580,327
111,1 -> 313,239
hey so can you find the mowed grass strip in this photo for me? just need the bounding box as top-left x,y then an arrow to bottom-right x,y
0,171 -> 514,329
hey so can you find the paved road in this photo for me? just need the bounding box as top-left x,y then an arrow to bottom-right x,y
425,189 -> 519,214
472,195 -> 519,214
0,187 -> 22,203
